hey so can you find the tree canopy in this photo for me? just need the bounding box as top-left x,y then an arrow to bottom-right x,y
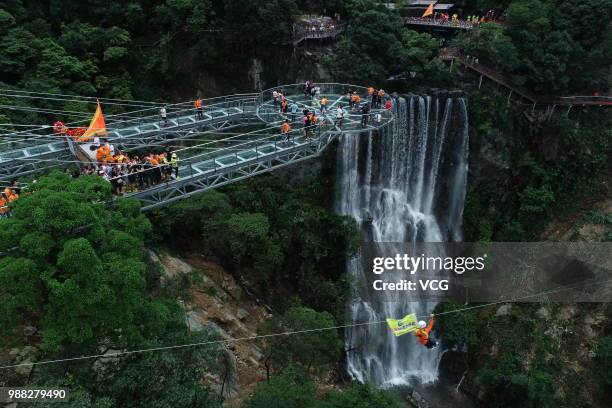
261,307 -> 343,375
456,0 -> 611,95
0,171 -> 170,351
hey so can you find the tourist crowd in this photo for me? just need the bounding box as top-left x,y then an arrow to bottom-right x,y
406,9 -> 500,28
272,81 -> 394,138
295,15 -> 342,37
88,144 -> 180,195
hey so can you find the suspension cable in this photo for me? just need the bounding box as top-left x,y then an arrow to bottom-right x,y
0,88 -> 161,106
0,91 -> 163,109
0,276 -> 608,370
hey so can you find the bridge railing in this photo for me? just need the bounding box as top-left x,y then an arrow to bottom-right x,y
293,23 -> 345,44
109,100 -> 394,194
441,49 -> 612,107
258,83 -> 394,128
558,96 -> 612,104
404,17 -> 474,30
104,93 -> 258,134
110,121 -> 332,190
0,93 -> 259,152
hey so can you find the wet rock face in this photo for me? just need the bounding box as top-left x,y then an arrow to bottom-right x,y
152,251 -> 269,403
494,304 -> 513,317
8,346 -> 39,378
438,349 -> 468,383
406,389 -> 430,408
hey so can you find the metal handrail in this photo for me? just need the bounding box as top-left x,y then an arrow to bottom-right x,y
0,95 -> 259,157
0,93 -> 259,150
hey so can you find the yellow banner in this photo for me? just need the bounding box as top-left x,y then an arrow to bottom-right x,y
386,313 -> 418,337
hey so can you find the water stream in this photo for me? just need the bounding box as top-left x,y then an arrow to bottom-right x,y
336,94 -> 469,386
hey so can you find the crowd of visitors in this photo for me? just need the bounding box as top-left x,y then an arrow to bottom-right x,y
88,143 -> 180,195
294,15 -> 342,38
406,9 -> 500,28
273,81 -> 394,138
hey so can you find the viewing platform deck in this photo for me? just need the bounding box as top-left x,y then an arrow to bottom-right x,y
0,84 -> 394,210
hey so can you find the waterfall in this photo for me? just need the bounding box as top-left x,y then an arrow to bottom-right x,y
337,95 -> 469,387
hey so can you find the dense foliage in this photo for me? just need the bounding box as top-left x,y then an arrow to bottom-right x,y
327,4 -> 449,85
244,371 -> 403,408
456,0 -> 612,95
24,330 -> 222,408
0,172 -> 171,350
260,307 -> 343,375
0,172 -> 224,407
149,171 -> 359,318
464,91 -> 610,240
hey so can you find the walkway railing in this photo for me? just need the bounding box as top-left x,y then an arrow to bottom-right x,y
1,83 -> 395,207
440,49 -> 612,107
0,93 -> 259,153
0,94 -> 258,160
112,83 -> 395,209
404,17 -> 474,30
293,23 -> 345,45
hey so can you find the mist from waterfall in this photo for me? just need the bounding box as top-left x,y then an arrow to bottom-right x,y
336,95 -> 469,387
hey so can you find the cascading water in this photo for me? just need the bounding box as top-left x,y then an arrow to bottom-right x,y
337,94 -> 469,387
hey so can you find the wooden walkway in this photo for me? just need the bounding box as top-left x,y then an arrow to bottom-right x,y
440,49 -> 612,108
293,24 -> 345,46
404,17 -> 473,30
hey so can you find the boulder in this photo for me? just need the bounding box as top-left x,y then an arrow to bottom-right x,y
406,390 -> 430,408
236,308 -> 250,320
186,310 -> 208,332
9,346 -> 39,378
495,304 -> 513,317
536,307 -> 551,320
198,273 -> 229,301
159,254 -> 193,278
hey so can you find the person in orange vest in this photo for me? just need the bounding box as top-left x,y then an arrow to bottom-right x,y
320,96 -> 329,115
96,144 -> 111,164
0,193 -> 9,218
414,314 -> 437,349
195,97 -> 204,120
280,119 -> 292,142
351,92 -> 361,111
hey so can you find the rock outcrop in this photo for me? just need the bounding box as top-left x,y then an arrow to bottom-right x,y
152,251 -> 270,405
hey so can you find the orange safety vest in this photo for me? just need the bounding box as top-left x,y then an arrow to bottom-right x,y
96,146 -> 111,163
281,123 -> 291,133
414,319 -> 435,345
8,193 -> 18,202
195,99 -> 203,108
0,198 -> 8,214
321,98 -> 328,105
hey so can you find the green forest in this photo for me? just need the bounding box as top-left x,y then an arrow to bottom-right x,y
0,0 -> 611,407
